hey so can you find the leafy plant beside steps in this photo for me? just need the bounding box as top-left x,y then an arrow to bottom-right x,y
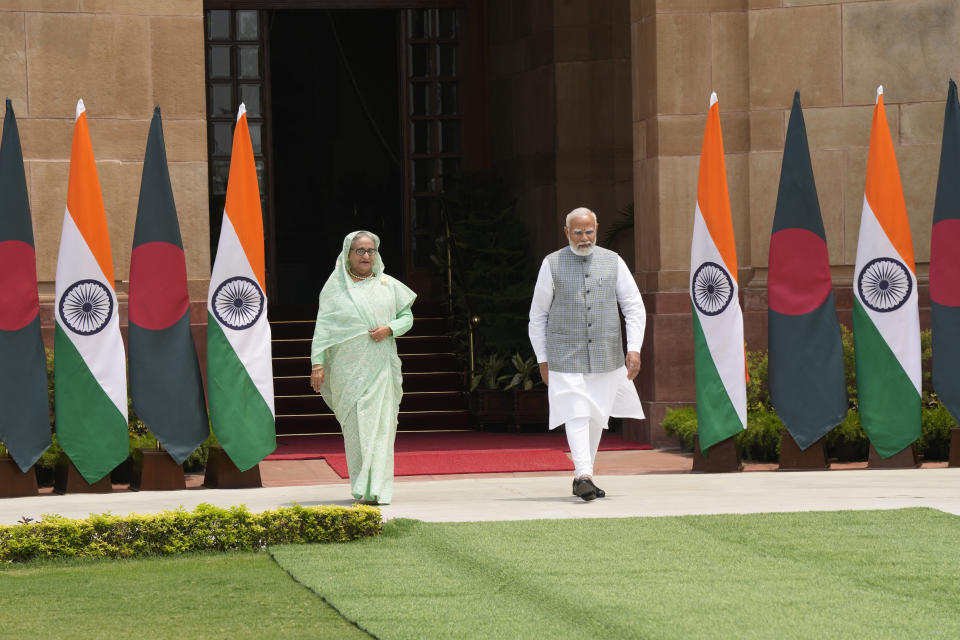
470,352 -> 544,392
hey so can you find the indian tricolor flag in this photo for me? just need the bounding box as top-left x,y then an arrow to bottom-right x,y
54,100 -> 129,483
852,86 -> 921,458
207,104 -> 275,471
690,92 -> 746,453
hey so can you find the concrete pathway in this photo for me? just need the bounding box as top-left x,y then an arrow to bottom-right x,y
2,463 -> 958,525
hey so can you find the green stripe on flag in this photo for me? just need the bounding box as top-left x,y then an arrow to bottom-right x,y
692,307 -> 743,453
54,326 -> 128,484
207,313 -> 275,471
851,300 -> 921,458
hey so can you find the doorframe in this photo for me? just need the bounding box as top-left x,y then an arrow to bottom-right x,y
203,0 -> 487,305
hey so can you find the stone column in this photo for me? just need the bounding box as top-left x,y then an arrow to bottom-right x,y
628,2 -> 749,445
487,0 -> 633,261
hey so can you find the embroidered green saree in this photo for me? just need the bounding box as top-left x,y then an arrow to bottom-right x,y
311,231 -> 416,504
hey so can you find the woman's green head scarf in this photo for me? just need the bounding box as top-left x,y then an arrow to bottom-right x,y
312,230 -> 405,359
338,230 -> 384,283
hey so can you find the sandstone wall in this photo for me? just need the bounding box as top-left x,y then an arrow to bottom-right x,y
0,0 -> 209,306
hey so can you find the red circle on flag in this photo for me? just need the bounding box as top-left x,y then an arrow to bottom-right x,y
0,240 -> 40,331
767,228 -> 832,315
931,219 -> 960,307
128,241 -> 190,330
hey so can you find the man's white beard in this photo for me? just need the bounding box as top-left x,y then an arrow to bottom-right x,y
569,241 -> 595,256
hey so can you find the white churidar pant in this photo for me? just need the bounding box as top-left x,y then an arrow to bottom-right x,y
565,416 -> 605,478
549,365 -> 645,477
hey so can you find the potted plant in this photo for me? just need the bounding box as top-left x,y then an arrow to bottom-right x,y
502,352 -> 548,429
470,352 -> 513,427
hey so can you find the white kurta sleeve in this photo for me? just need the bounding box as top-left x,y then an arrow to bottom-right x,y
615,257 -> 646,354
528,258 -> 554,363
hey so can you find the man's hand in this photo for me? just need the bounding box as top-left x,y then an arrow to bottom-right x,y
369,325 -> 392,342
625,351 -> 641,381
310,365 -> 325,392
538,362 -> 549,386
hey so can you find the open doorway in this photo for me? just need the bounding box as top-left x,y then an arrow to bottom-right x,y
268,9 -> 403,305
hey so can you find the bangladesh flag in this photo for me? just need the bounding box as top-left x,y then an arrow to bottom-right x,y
128,107 -> 209,464
852,86 -> 921,458
690,92 -> 746,453
55,100 -> 129,483
931,79 -> 960,422
767,92 -> 847,450
207,104 -> 275,471
0,99 -> 51,472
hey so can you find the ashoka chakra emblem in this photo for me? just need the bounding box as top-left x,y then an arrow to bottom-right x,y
59,279 -> 114,336
858,257 -> 912,313
692,261 -> 734,316
212,276 -> 264,330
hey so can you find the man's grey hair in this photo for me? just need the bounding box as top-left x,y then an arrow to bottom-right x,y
565,207 -> 597,228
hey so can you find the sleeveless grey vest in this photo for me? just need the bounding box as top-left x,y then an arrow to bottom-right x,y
546,246 -> 623,374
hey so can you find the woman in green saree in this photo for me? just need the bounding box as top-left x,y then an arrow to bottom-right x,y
310,231 -> 416,505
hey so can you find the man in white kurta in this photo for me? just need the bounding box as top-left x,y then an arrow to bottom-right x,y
528,207 -> 646,500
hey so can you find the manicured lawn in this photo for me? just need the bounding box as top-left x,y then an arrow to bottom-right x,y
271,508 -> 960,640
0,552 -> 368,639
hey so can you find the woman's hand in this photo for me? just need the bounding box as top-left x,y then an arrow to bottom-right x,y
369,325 -> 393,342
310,365 -> 325,392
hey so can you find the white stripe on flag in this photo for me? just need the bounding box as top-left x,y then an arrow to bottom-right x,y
54,209 -> 127,417
690,203 -> 747,427
853,198 -> 921,394
207,212 -> 275,414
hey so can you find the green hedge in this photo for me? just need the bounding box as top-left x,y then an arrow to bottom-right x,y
663,405 -> 955,463
0,503 -> 381,563
663,403 -> 955,463
662,327 -> 957,462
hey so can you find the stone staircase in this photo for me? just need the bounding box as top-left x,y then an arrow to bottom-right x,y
269,303 -> 471,435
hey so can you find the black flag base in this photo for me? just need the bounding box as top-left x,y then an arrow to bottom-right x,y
0,456 -> 39,497
130,449 -> 186,491
867,443 -> 920,469
948,428 -> 960,468
53,453 -> 112,494
203,446 -> 262,489
691,435 -> 743,473
778,433 -> 830,471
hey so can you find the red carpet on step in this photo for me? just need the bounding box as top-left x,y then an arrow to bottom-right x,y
265,431 -> 652,477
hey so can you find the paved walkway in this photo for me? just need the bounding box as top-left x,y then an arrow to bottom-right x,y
2,450 -> 958,525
